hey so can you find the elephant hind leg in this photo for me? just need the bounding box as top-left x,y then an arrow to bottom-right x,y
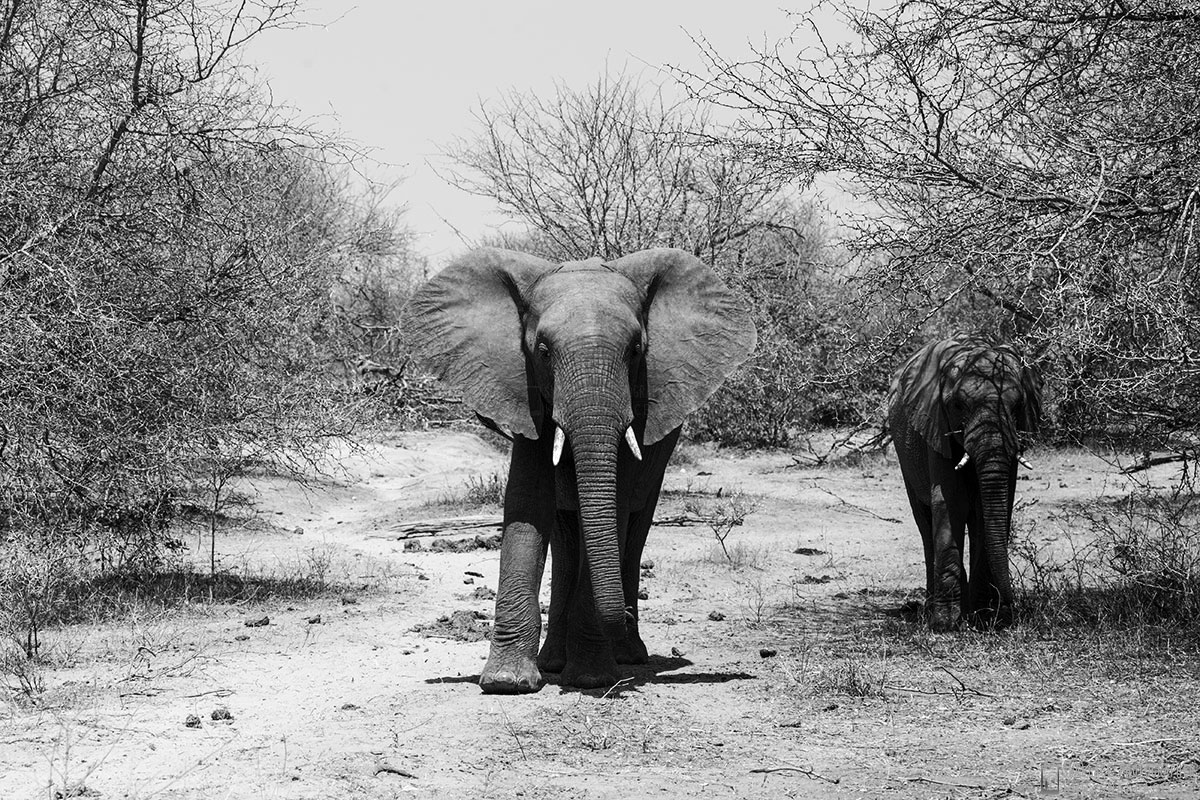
613,507 -> 652,665
537,510 -> 576,673
926,484 -> 967,631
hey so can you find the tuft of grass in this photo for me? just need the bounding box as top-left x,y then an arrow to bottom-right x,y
425,472 -> 507,510
1012,477 -> 1200,632
0,541 -> 372,701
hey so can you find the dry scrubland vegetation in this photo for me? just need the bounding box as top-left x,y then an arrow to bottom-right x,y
1,0 -> 1199,796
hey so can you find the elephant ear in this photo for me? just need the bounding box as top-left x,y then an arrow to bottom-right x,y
1016,360 -> 1043,433
607,248 -> 757,445
404,248 -> 552,439
888,338 -> 962,458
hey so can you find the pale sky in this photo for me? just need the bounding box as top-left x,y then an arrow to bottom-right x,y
248,2 -> 826,264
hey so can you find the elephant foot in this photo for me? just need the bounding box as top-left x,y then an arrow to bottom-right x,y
480,650 -> 543,694
968,604 -> 1014,631
537,637 -> 566,673
612,628 -> 648,665
560,657 -> 622,690
924,601 -> 962,632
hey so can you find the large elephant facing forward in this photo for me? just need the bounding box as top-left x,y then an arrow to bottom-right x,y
887,339 -> 1042,631
406,248 -> 755,692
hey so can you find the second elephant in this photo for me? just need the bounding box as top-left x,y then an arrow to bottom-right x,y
887,338 -> 1042,630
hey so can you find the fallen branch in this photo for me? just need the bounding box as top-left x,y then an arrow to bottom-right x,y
374,759 -> 417,779
652,514 -> 702,527
1121,452 -> 1194,474
905,775 -> 990,788
751,764 -> 840,784
385,515 -> 502,538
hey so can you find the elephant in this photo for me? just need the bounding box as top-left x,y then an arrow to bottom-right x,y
405,247 -> 755,692
886,338 -> 1042,631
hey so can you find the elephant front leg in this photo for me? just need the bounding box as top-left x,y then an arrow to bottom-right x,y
927,483 -> 967,631
480,521 -> 548,694
542,511 -> 620,689
560,557 -> 621,690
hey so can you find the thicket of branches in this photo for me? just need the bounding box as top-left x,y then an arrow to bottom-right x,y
442,74 -> 880,446
0,0 -> 414,579
687,0 -> 1200,451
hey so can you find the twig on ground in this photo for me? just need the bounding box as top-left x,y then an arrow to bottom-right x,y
808,481 -> 904,524
498,704 -> 527,762
937,665 -> 997,699
600,677 -> 635,700
373,759 -> 417,779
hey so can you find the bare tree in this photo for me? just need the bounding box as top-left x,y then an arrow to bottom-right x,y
0,0 -> 415,574
441,72 -> 806,262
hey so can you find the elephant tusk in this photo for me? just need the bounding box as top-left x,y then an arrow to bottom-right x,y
1017,454 -> 1033,469
624,427 -> 642,461
954,452 -> 970,471
552,426 -> 565,466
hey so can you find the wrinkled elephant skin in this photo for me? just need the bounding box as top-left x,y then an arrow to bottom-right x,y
886,338 -> 1042,630
405,248 -> 756,691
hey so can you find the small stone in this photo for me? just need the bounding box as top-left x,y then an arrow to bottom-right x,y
293,526 -> 305,535
708,611 -> 726,621
640,568 -> 655,578
670,646 -> 684,657
341,596 -> 358,605
234,634 -> 250,641
340,703 -> 360,711
463,577 -> 474,585
1003,714 -> 1017,726
184,714 -> 202,728
637,588 -> 649,600
211,707 -> 233,721
759,648 -> 777,658
417,573 -> 430,581
306,615 -> 322,624
640,558 -> 655,569
244,616 -> 269,628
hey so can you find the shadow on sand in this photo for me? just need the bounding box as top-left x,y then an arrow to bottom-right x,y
424,653 -> 756,696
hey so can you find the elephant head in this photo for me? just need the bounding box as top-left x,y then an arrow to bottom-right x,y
405,247 -> 755,635
892,338 -> 1042,625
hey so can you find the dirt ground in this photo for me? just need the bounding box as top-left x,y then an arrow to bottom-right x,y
3,429 -> 1198,799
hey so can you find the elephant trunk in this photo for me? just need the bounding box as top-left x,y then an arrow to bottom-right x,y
975,456 -> 1015,624
567,424 -> 627,637
554,347 -> 632,639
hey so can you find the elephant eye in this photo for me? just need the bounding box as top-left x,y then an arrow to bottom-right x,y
536,341 -> 551,361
